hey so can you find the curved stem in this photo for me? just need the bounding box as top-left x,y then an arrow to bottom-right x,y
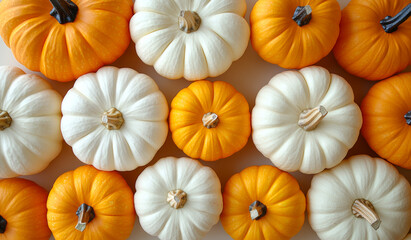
49,0 -> 78,24
202,112 -> 219,129
352,199 -> 381,230
0,216 -> 7,234
249,200 -> 267,220
167,190 -> 187,209
405,110 -> 411,125
75,203 -> 95,232
178,10 -> 201,33
0,110 -> 12,131
292,5 -> 312,27
380,3 -> 411,33
101,108 -> 124,130
298,106 -> 327,131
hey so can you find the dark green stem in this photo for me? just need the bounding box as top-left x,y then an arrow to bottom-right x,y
405,111 -> 411,125
49,0 -> 78,24
0,216 -> 6,234
249,200 -> 267,220
380,3 -> 411,33
292,5 -> 312,27
75,203 -> 95,232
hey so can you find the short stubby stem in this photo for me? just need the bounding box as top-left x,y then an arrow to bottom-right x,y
380,3 -> 411,33
352,199 -> 381,230
202,112 -> 219,129
249,200 -> 267,220
101,107 -> 124,130
167,189 -> 187,209
75,203 -> 95,232
0,110 -> 12,131
178,10 -> 201,33
292,5 -> 312,27
405,110 -> 411,125
0,215 -> 7,234
298,106 -> 327,131
49,0 -> 78,24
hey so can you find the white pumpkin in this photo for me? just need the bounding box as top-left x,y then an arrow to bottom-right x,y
130,0 -> 250,80
308,155 -> 411,240
0,66 -> 62,178
252,66 -> 362,174
61,66 -> 168,171
135,156 -> 223,240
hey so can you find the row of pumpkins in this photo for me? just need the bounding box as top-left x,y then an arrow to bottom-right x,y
0,0 -> 410,239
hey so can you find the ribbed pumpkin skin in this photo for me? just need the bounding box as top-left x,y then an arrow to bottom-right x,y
361,72 -> 411,169
250,0 -> 341,69
169,81 -> 251,161
47,165 -> 135,240
221,165 -> 306,240
0,0 -> 133,82
333,0 -> 411,80
0,178 -> 50,240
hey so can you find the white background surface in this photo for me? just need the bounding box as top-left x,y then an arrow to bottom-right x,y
0,0 -> 410,239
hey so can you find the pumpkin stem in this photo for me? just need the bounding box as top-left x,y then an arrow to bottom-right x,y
49,0 -> 78,24
292,5 -> 312,27
202,112 -> 219,129
405,111 -> 411,125
167,189 -> 187,209
0,216 -> 7,234
249,200 -> 267,220
380,3 -> 411,33
352,199 -> 381,230
75,203 -> 95,232
298,106 -> 327,131
178,10 -> 201,33
0,110 -> 12,131
101,107 -> 124,130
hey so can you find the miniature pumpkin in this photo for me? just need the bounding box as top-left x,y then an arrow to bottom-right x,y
47,165 -> 135,240
252,66 -> 362,174
221,165 -> 306,240
0,65 -> 62,178
61,66 -> 168,171
129,0 -> 250,80
362,72 -> 411,169
308,155 -> 411,240
0,178 -> 50,240
250,0 -> 341,69
0,0 -> 133,82
135,157 -> 223,240
333,0 -> 411,80
169,80 -> 250,161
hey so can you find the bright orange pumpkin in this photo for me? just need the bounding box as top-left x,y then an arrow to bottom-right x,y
221,165 -> 306,240
47,165 -> 135,240
0,0 -> 133,82
169,80 -> 251,161
333,0 -> 411,80
362,72 -> 411,169
250,0 -> 341,69
0,178 -> 50,240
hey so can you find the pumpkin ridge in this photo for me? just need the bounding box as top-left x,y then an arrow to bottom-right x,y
202,24 -> 235,58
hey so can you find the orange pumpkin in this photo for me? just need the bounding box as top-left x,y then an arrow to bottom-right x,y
250,0 -> 341,69
47,165 -> 135,240
221,165 -> 306,240
0,0 -> 133,82
0,178 -> 50,240
362,72 -> 411,169
333,0 -> 411,80
169,80 -> 251,161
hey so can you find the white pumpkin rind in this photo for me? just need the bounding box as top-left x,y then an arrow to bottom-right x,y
61,66 -> 168,171
130,0 -> 250,80
0,66 -> 62,178
252,66 -> 362,174
308,155 -> 411,240
135,156 -> 223,240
